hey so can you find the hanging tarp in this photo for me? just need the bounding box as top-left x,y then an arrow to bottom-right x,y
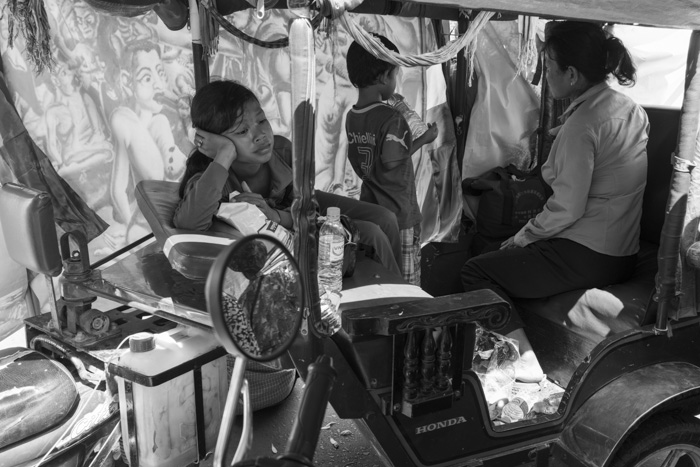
461,21 -> 540,219
0,70 -> 108,242
399,0 -> 700,30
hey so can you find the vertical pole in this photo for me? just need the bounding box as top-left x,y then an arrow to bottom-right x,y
402,331 -> 419,401
288,0 -> 326,374
436,326 -> 452,390
680,32 -> 700,318
213,356 -> 247,467
419,329 -> 436,394
454,15 -> 471,172
189,0 -> 210,90
655,30 -> 700,333
44,274 -> 62,332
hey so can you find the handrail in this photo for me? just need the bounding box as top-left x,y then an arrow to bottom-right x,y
342,289 -> 510,337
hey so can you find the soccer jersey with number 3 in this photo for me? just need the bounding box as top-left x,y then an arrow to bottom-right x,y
345,102 -> 422,229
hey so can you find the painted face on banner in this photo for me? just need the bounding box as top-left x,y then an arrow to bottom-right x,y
55,63 -> 78,96
72,5 -> 98,41
131,49 -> 165,114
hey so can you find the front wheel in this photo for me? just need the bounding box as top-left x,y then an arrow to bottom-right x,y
610,413 -> 700,467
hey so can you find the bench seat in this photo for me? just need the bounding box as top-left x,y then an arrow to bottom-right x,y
516,240 -> 656,343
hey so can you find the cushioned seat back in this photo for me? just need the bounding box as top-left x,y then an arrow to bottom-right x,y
0,183 -> 62,277
640,106 -> 680,245
0,347 -> 78,451
135,180 -> 241,280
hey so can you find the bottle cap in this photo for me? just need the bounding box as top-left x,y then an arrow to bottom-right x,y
128,333 -> 156,353
326,207 -> 340,219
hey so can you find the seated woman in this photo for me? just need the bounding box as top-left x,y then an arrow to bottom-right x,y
173,80 -> 402,276
462,21 -> 649,382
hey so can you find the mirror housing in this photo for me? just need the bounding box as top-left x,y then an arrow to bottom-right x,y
206,234 -> 304,362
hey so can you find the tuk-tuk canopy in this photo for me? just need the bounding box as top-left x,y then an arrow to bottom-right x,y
398,0 -> 700,29
68,0 -> 700,32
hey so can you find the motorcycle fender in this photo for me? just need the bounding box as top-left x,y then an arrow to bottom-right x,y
555,362 -> 700,467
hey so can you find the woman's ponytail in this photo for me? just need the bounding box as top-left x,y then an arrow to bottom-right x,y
546,21 -> 637,87
605,35 -> 637,86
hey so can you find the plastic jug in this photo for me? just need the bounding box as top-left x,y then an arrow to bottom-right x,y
115,327 -> 228,467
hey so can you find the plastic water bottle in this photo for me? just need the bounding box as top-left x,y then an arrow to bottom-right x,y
318,207 -> 344,333
388,93 -> 429,140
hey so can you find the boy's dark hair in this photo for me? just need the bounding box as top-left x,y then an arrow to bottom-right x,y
179,80 -> 258,198
346,34 -> 399,89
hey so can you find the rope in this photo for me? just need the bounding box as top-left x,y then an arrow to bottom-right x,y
200,0 -> 220,56
199,0 -> 323,52
337,9 -> 495,67
516,15 -> 539,79
5,0 -> 54,73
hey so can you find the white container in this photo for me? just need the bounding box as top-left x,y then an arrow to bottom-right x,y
114,327 -> 228,467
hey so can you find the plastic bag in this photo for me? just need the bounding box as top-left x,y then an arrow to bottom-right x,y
472,326 -> 520,405
216,200 -> 294,252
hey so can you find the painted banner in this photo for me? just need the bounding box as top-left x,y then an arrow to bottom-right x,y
0,2 -> 460,263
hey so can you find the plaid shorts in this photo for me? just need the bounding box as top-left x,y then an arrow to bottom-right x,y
400,224 -> 421,287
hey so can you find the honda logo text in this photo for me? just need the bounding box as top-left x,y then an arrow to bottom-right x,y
415,416 -> 467,434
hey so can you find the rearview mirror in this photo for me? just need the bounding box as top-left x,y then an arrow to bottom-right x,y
207,234 -> 304,362
206,234 -> 304,466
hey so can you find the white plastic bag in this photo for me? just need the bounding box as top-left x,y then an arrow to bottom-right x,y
216,201 -> 294,252
472,326 -> 520,405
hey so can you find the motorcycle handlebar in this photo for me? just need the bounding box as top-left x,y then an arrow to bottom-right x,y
283,355 -> 336,465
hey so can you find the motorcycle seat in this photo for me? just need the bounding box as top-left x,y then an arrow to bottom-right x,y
0,347 -> 78,451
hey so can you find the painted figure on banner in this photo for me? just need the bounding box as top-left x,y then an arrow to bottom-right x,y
0,1 -> 197,255
314,20 -> 354,195
44,52 -> 113,195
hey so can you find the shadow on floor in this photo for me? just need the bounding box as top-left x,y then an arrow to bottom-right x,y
201,377 -> 390,467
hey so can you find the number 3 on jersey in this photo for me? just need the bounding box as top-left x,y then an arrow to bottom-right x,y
358,146 -> 373,180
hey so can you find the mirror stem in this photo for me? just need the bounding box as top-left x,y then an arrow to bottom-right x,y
213,356 -> 248,467
232,380 -> 253,464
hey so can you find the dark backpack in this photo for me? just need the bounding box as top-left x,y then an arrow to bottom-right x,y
462,164 -> 552,239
